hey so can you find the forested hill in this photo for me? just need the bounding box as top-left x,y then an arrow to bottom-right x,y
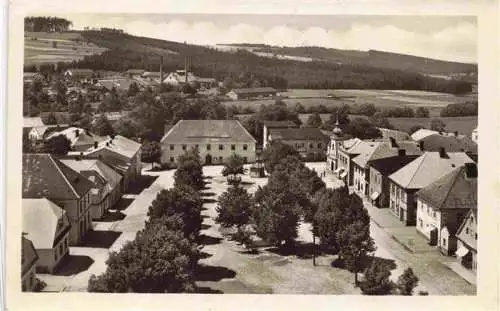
73,30 -> 472,94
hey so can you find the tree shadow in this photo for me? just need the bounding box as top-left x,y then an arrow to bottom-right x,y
330,255 -> 396,272
201,224 -> 211,230
200,191 -> 216,197
266,242 -> 317,259
195,286 -> 223,294
199,234 -> 222,245
112,198 -> 134,211
199,251 -> 213,259
99,211 -> 126,222
53,255 -> 94,276
202,198 -> 218,204
80,230 -> 122,248
237,248 -> 261,255
126,175 -> 158,194
194,265 -> 237,282
240,181 -> 254,186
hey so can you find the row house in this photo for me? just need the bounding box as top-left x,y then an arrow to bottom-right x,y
160,120 -> 257,166
262,120 -> 298,149
411,128 -> 477,155
267,127 -> 329,158
84,135 -> 142,193
23,198 -> 71,273
388,149 -> 474,226
367,155 -> 420,209
60,158 -> 123,219
336,138 -> 375,186
455,208 -> 478,273
415,163 -> 477,255
352,138 -> 422,197
21,236 -> 38,292
23,154 -> 93,245
226,87 -> 278,100
64,69 -> 95,84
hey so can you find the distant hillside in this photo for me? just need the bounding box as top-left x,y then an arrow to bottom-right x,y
68,30 -> 473,94
248,45 -> 477,76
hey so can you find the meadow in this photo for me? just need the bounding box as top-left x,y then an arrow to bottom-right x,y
24,32 -> 107,66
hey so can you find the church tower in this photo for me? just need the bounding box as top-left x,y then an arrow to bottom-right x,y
327,116 -> 343,172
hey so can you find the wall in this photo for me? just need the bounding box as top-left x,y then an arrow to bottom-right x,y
416,199 -> 440,239
35,232 -> 69,273
269,138 -> 327,155
369,168 -> 384,207
161,142 -> 256,166
21,264 -> 36,292
58,191 -> 91,245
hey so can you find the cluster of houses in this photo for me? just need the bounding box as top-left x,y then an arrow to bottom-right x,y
21,123 -> 142,291
327,121 -> 478,274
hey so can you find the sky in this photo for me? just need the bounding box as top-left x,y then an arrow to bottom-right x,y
61,13 -> 477,63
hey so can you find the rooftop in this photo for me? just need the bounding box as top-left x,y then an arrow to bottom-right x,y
161,120 -> 257,144
262,120 -> 299,128
269,127 -> 329,142
229,87 -> 277,94
369,155 -> 420,177
23,154 -> 94,200
21,236 -> 38,274
418,133 -> 477,154
86,135 -> 142,159
60,158 -> 123,192
46,127 -> 105,147
23,117 -> 44,128
389,151 -> 474,189
456,208 -> 477,251
416,165 -> 477,211
353,140 -> 422,168
23,198 -> 70,249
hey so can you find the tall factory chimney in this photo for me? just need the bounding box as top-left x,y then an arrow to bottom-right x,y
160,55 -> 164,85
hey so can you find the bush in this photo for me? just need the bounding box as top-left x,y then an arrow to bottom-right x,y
33,278 -> 47,292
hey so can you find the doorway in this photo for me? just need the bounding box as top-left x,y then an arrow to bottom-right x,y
205,154 -> 212,165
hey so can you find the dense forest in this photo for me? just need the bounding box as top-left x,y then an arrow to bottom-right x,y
69,31 -> 473,94
440,101 -> 478,117
24,16 -> 72,32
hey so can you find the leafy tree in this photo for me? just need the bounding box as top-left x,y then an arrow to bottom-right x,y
415,107 -> 430,118
369,112 -> 394,129
44,134 -> 71,155
127,82 -> 140,97
46,112 -> 57,125
147,186 -> 202,239
430,118 -> 446,132
345,117 -> 382,140
306,112 -> 323,128
92,114 -> 114,136
294,102 -> 306,114
252,170 -> 302,247
221,153 -> 246,182
357,103 -> 377,116
53,78 -> 67,106
113,117 -> 146,139
141,141 -> 162,169
174,149 -> 204,190
396,267 -> 419,296
216,184 -> 253,229
360,260 -> 395,295
262,141 -> 300,173
440,101 -> 477,117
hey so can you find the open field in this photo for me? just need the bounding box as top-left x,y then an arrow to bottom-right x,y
236,113 -> 477,136
223,89 -> 477,118
24,32 -> 107,65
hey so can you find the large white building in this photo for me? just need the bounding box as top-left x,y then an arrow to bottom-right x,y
160,120 -> 257,166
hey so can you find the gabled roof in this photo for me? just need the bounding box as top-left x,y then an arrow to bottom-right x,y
369,155 -> 420,177
126,69 -> 145,74
142,71 -> 161,77
65,68 -> 94,75
262,120 -> 298,128
389,152 -> 474,189
23,154 -> 94,200
345,140 -> 380,156
456,208 -> 477,251
164,71 -> 197,83
21,236 -> 38,274
411,129 -> 439,141
353,140 -> 422,168
86,135 -> 141,159
229,87 -> 277,95
416,165 -> 477,210
269,127 -> 328,141
46,127 -> 105,147
418,133 -> 477,154
60,158 -> 122,190
161,120 -> 257,144
23,198 -> 70,249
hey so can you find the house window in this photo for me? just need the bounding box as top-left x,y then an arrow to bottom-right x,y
207,144 -> 211,150
170,157 -> 174,162
243,144 -> 248,151
443,238 -> 447,246
466,228 -> 469,234
318,143 -> 322,148
219,144 -> 224,150
195,144 -> 199,150
182,145 -> 187,150
419,218 -> 423,227
475,233 -> 477,240
219,156 -> 223,162
243,157 -> 248,163
169,145 -> 174,150
231,144 -> 236,151
309,143 -> 314,149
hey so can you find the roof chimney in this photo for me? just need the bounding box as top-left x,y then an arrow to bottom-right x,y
454,131 -> 458,137
106,142 -> 109,147
75,129 -> 80,137
419,141 -> 424,151
464,162 -> 478,178
389,137 -> 397,148
398,149 -> 406,157
94,141 -> 98,149
439,147 -> 447,158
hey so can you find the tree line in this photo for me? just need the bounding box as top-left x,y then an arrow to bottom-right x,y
215,144 -> 421,295
24,16 -> 72,32
440,101 -> 478,117
87,148 -> 205,292
73,30 -> 472,94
